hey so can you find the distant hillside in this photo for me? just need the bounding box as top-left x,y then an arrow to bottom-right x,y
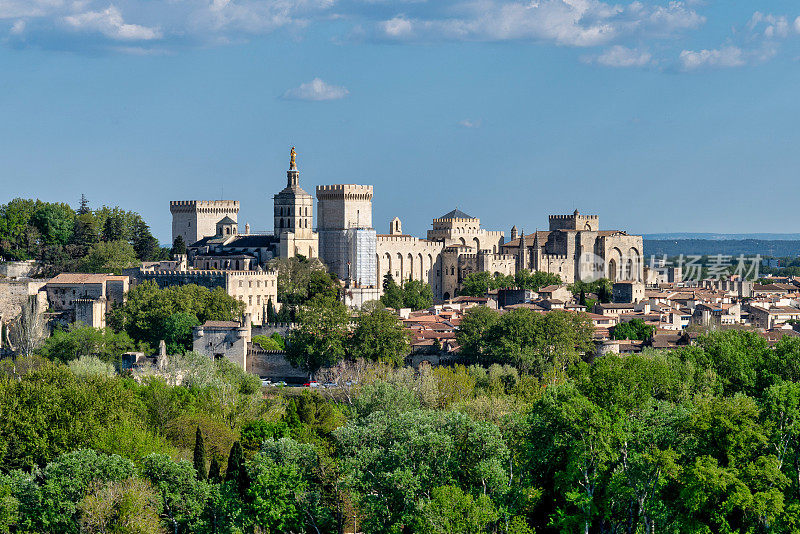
644,239 -> 800,258
645,233 -> 800,241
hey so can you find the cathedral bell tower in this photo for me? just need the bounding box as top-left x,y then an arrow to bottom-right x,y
274,147 -> 314,239
287,146 -> 299,188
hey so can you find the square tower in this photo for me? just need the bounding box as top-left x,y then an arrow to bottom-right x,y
316,185 -> 376,286
170,200 -> 240,246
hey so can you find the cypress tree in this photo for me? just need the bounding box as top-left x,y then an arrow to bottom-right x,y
77,194 -> 91,215
266,298 -> 277,323
579,288 -> 587,307
193,427 -> 207,480
171,235 -> 186,257
208,456 -> 221,483
226,441 -> 249,496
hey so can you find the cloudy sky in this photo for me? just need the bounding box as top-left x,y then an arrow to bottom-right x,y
2,0 -> 800,241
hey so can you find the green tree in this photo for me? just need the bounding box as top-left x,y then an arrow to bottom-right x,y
337,410 -> 510,534
286,296 -> 350,377
515,270 -> 562,291
31,449 -> 135,533
139,454 -> 210,534
266,298 -> 277,323
37,324 -> 137,364
72,212 -> 99,254
171,235 -> 187,257
0,360 -> 133,469
77,194 -> 91,215
130,217 -> 160,261
268,256 -> 331,305
162,312 -> 200,354
459,271 -> 492,297
245,452 -> 308,532
79,240 -> 139,273
402,279 -> 434,310
350,308 -> 410,365
419,485 -> 499,534
108,281 -> 243,348
193,427 -> 207,481
252,335 -> 283,351
482,308 -> 594,375
208,457 -> 221,483
456,306 -> 501,359
380,277 -> 404,309
612,318 -> 656,341
225,442 -> 248,495
32,202 -> 75,246
78,478 -> 163,534
101,212 -> 126,242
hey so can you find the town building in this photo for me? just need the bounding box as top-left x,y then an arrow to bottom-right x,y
178,148 -> 319,268
44,273 -> 129,327
136,268 -> 278,326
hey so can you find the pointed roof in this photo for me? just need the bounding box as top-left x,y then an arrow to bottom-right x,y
218,216 -> 236,225
440,208 -> 475,220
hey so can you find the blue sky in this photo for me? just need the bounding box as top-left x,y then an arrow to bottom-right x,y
2,0 -> 800,243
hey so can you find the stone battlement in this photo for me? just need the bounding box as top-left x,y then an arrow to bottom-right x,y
316,185 -> 373,200
377,235 -> 445,248
549,214 -> 598,220
146,269 -> 277,277
432,217 -> 479,224
170,200 -> 240,211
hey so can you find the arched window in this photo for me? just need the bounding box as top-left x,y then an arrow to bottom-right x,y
280,219 -> 284,228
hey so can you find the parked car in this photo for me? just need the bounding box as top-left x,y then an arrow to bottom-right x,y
322,382 -> 337,388
271,381 -> 287,387
261,379 -> 272,386
303,381 -> 320,388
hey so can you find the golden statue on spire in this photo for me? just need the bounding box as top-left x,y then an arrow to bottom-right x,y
290,146 -> 296,169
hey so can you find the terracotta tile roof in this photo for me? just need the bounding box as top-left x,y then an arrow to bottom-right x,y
48,273 -> 128,285
202,321 -> 240,328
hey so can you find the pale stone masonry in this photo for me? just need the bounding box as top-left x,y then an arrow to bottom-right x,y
169,147 -> 644,305
316,185 -> 379,306
377,208 -> 644,301
170,200 -> 239,247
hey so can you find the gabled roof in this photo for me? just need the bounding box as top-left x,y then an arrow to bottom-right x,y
440,208 -> 475,220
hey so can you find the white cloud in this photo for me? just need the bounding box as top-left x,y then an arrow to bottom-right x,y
282,78 -> 349,101
9,19 -> 24,35
64,5 -> 161,41
592,45 -> 652,67
0,0 -> 65,19
373,0 -> 704,47
382,16 -> 413,38
458,119 -> 481,128
679,46 -> 745,70
748,12 -> 790,39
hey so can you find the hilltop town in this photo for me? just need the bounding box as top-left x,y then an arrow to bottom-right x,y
1,147 -> 797,379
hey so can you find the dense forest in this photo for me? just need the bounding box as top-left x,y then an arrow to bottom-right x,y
3,322 -> 800,533
0,196 -> 166,275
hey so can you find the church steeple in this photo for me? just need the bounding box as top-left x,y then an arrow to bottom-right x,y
274,145 -> 314,239
287,146 -> 299,188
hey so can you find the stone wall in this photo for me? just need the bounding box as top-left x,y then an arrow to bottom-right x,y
0,261 -> 41,279
246,349 -> 307,381
0,280 -> 47,321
